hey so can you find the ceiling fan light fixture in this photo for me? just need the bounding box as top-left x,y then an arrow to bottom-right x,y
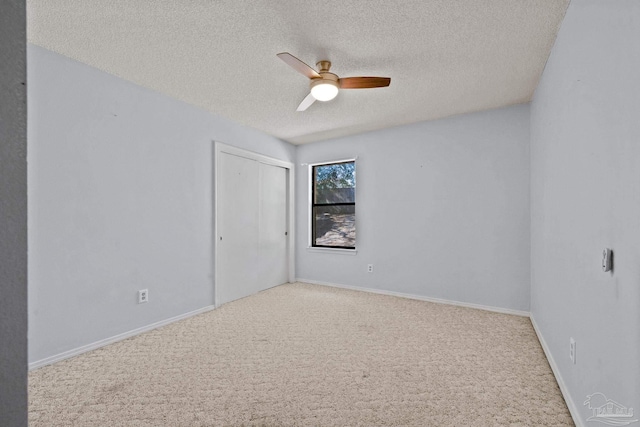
310,80 -> 339,101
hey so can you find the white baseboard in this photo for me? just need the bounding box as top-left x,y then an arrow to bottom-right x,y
29,305 -> 216,371
296,278 -> 530,317
530,315 -> 585,427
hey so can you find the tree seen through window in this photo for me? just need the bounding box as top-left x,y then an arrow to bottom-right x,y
312,161 -> 355,249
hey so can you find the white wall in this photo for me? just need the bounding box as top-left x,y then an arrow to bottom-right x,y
28,45 -> 295,364
530,0 -> 640,423
296,105 -> 531,312
0,0 -> 28,424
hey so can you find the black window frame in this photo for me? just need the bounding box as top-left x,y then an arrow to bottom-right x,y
311,160 -> 356,250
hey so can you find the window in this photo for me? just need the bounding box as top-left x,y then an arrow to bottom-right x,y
311,160 -> 356,249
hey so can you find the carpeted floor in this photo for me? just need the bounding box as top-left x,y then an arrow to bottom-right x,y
29,283 -> 574,426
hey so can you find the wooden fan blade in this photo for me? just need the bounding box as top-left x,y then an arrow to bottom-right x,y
339,77 -> 391,89
277,52 -> 321,79
296,92 -> 316,112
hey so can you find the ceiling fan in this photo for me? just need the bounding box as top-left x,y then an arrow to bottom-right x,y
277,52 -> 391,112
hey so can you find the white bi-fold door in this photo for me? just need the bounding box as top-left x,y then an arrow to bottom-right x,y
216,148 -> 290,306
258,162 -> 288,290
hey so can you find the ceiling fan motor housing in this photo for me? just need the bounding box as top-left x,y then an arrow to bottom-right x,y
310,62 -> 339,101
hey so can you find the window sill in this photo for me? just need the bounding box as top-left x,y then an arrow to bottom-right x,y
306,247 -> 358,256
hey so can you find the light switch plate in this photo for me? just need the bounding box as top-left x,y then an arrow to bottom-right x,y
602,248 -> 612,272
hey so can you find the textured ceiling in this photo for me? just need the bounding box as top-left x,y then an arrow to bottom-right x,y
27,0 -> 569,144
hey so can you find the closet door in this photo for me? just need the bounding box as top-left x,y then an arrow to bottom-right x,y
217,152 -> 259,305
259,163 -> 288,290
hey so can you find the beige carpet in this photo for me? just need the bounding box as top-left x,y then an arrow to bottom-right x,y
29,283 -> 574,426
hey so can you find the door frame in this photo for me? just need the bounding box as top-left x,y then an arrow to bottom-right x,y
213,141 -> 295,307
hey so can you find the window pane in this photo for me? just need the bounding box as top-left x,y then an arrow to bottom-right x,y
314,205 -> 356,248
314,162 -> 355,204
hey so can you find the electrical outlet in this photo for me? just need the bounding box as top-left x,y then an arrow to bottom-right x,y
569,337 -> 576,364
138,289 -> 149,304
367,264 -> 374,273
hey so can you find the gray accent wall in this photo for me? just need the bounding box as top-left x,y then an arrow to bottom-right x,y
530,0 -> 640,422
28,45 -> 294,364
296,105 -> 531,312
0,0 -> 28,425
